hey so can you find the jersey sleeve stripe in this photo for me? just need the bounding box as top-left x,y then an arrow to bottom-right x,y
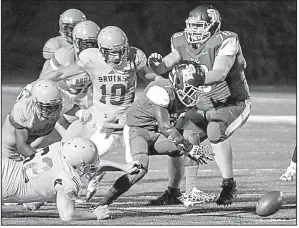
72,176 -> 81,190
8,112 -> 26,129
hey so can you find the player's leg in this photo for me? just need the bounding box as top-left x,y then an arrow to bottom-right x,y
206,100 -> 251,206
280,145 -> 297,181
95,127 -> 151,206
147,135 -> 185,205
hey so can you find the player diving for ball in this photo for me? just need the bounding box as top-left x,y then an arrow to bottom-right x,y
147,5 -> 251,207
2,137 -> 141,221
41,25 -> 162,201
91,61 -> 216,208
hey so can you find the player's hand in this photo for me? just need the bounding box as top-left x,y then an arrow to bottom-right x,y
188,144 -> 214,165
75,109 -> 92,124
148,53 -> 163,69
125,160 -> 142,174
92,205 -> 111,220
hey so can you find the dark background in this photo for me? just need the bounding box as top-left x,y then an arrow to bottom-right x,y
1,0 -> 297,87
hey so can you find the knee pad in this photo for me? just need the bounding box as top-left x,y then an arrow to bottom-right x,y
187,133 -> 200,145
207,122 -> 222,144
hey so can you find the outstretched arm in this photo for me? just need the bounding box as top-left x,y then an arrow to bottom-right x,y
40,63 -> 84,82
55,183 -> 109,221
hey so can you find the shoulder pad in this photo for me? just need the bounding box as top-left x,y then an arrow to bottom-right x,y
9,98 -> 32,129
146,85 -> 170,108
171,31 -> 186,51
50,47 -> 75,69
217,37 -> 239,56
212,31 -> 238,43
43,37 -> 61,60
128,47 -> 147,70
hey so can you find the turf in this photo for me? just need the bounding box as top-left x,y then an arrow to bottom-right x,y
1,87 -> 297,226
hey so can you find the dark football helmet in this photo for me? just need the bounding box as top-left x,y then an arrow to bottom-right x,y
185,5 -> 221,44
169,60 -> 207,107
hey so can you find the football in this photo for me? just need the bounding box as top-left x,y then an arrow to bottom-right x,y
256,191 -> 283,217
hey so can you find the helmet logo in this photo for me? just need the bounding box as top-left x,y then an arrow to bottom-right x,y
207,9 -> 220,23
182,64 -> 196,82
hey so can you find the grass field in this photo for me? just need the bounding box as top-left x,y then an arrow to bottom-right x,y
1,86 -> 297,226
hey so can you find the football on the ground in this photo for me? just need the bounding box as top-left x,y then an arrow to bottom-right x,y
256,191 -> 283,216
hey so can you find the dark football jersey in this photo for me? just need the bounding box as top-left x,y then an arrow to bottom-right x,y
126,79 -> 186,131
171,30 -> 250,110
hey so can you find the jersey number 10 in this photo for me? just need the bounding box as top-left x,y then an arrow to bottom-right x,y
99,84 -> 134,105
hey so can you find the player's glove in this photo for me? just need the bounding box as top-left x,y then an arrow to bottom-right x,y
188,144 -> 214,165
75,109 -> 92,124
92,205 -> 111,220
125,160 -> 142,174
16,84 -> 33,101
148,53 -> 163,70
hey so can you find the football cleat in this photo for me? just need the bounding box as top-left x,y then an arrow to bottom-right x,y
280,166 -> 296,181
85,172 -> 106,201
216,180 -> 238,206
23,202 -> 45,211
147,190 -> 184,206
183,187 -> 218,208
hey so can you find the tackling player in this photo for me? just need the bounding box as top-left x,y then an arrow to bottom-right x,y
2,137 -> 136,221
2,79 -> 73,162
41,26 -> 162,200
42,8 -> 86,60
148,5 -> 251,207
94,61 -> 215,207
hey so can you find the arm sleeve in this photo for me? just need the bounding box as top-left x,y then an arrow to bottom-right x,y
146,86 -> 170,108
217,37 -> 239,56
8,101 -> 30,129
59,175 -> 82,200
163,36 -> 181,68
135,49 -> 147,70
42,38 -> 59,60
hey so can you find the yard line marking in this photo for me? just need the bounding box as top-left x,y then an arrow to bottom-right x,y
247,115 -> 296,124
252,97 -> 296,104
146,168 -> 288,173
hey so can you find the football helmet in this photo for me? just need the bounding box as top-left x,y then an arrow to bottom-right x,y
31,80 -> 63,119
72,20 -> 100,56
61,137 -> 99,176
169,60 -> 206,107
185,5 -> 221,44
59,9 -> 86,43
97,26 -> 129,67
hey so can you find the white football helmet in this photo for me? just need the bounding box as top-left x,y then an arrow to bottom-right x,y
59,9 -> 86,43
72,20 -> 100,56
97,26 -> 129,67
61,137 -> 99,176
31,80 -> 63,119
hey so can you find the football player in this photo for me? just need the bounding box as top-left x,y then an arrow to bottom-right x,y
19,20 -> 100,137
2,137 -> 137,221
40,26 -> 162,200
148,5 -> 251,207
2,79 -> 74,162
93,61 -> 215,207
42,8 -> 86,60
280,146 -> 297,181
